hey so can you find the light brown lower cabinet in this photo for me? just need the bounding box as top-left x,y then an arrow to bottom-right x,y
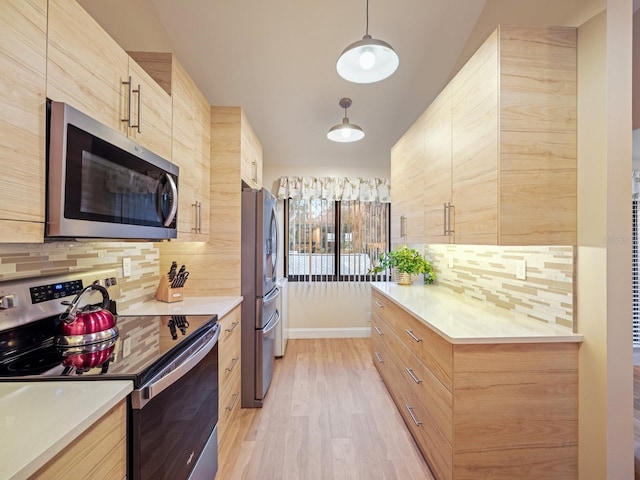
30,400 -> 127,480
371,290 -> 579,480
218,305 -> 242,448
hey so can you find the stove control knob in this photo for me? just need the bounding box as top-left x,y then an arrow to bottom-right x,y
0,294 -> 18,310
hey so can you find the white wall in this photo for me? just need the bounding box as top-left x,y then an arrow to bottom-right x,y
262,162 -> 390,335
577,4 -> 634,478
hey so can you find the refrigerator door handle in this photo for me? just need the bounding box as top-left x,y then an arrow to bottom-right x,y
263,286 -> 280,304
263,310 -> 281,336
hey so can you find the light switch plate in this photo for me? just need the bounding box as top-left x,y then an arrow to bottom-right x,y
448,255 -> 454,268
516,260 -> 526,280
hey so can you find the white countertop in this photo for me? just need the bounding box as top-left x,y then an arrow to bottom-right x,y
119,296 -> 242,318
371,283 -> 583,344
0,380 -> 133,480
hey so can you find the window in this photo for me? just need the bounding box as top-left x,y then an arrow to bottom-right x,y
286,198 -> 389,281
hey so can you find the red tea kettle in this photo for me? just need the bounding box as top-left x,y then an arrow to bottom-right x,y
56,284 -> 118,345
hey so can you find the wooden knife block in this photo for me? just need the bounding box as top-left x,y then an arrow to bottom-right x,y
155,275 -> 184,303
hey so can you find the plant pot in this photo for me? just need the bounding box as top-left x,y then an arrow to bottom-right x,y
397,272 -> 412,285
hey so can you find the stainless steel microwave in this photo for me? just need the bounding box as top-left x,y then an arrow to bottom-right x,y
46,100 -> 179,240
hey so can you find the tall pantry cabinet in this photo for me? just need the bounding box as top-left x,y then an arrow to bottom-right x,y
391,25 -> 577,246
0,0 -> 47,243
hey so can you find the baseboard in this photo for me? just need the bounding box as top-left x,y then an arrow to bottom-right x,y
288,327 -> 370,339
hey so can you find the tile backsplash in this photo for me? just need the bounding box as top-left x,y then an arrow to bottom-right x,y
0,242 -> 160,311
424,244 -> 575,330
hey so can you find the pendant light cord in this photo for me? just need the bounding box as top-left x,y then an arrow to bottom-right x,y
365,0 -> 369,35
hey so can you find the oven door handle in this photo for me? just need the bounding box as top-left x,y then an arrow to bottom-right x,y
131,325 -> 220,409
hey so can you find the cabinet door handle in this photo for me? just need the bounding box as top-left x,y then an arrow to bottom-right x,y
225,321 -> 239,333
225,356 -> 239,373
252,160 -> 257,183
122,76 -> 133,128
405,329 -> 422,343
374,326 -> 383,336
447,202 -> 454,235
122,76 -> 142,132
443,203 -> 448,236
405,405 -> 422,426
374,352 -> 384,363
192,201 -> 202,233
400,215 -> 407,238
374,301 -> 383,309
226,392 -> 239,411
405,367 -> 422,384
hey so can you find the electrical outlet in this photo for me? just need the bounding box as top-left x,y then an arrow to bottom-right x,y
448,255 -> 454,268
516,260 -> 526,280
122,257 -> 132,277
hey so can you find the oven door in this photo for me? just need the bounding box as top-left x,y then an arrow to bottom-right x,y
130,325 -> 219,480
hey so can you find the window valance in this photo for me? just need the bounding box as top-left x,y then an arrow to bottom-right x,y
276,176 -> 391,203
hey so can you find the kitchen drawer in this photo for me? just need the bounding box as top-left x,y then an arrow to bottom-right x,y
392,364 -> 453,480
371,316 -> 397,388
372,290 -> 453,391
218,358 -> 241,447
218,306 -> 241,362
392,330 -> 453,445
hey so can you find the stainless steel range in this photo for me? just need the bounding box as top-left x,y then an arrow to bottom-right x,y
0,269 -> 220,480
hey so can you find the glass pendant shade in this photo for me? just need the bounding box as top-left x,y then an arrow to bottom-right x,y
337,34 -> 399,84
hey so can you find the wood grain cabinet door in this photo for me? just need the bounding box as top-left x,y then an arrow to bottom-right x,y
127,59 -> 173,161
46,0 -> 129,135
451,30 -> 499,245
0,0 -> 47,242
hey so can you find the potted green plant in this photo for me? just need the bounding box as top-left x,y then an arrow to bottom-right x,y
369,246 -> 436,285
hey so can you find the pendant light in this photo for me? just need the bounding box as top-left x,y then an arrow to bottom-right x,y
327,98 -> 365,143
336,0 -> 399,84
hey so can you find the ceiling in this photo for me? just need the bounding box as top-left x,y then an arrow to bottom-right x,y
78,0 -> 605,170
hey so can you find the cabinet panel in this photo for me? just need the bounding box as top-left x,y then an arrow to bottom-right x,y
423,85 -> 452,243
170,58 -> 211,240
0,0 -> 47,242
371,288 -> 579,480
31,400 -> 127,479
372,291 -> 453,390
47,0 -> 129,134
390,113 -> 426,246
218,306 -> 242,448
240,109 -> 262,189
373,314 -> 452,480
451,34 -> 498,245
127,59 -> 172,161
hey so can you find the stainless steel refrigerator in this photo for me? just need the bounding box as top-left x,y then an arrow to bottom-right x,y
241,187 -> 281,407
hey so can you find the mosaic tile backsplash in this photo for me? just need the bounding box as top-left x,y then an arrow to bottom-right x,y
0,242 -> 160,311
423,244 -> 575,330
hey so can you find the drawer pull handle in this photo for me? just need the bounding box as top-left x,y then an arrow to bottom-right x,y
226,392 -> 239,411
225,356 -> 239,373
405,329 -> 422,343
375,301 -> 383,309
374,352 -> 384,363
405,405 -> 422,426
405,367 -> 422,384
225,321 -> 239,333
374,326 -> 383,336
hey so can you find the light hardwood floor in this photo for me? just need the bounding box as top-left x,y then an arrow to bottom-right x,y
635,366 -> 640,480
218,338 -> 434,480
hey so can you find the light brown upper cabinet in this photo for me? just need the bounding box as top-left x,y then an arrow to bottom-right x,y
240,112 -> 263,190
47,0 -> 172,161
0,0 -> 47,243
210,106 -> 263,296
129,52 -> 212,241
390,112 -> 426,247
393,25 -> 577,246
